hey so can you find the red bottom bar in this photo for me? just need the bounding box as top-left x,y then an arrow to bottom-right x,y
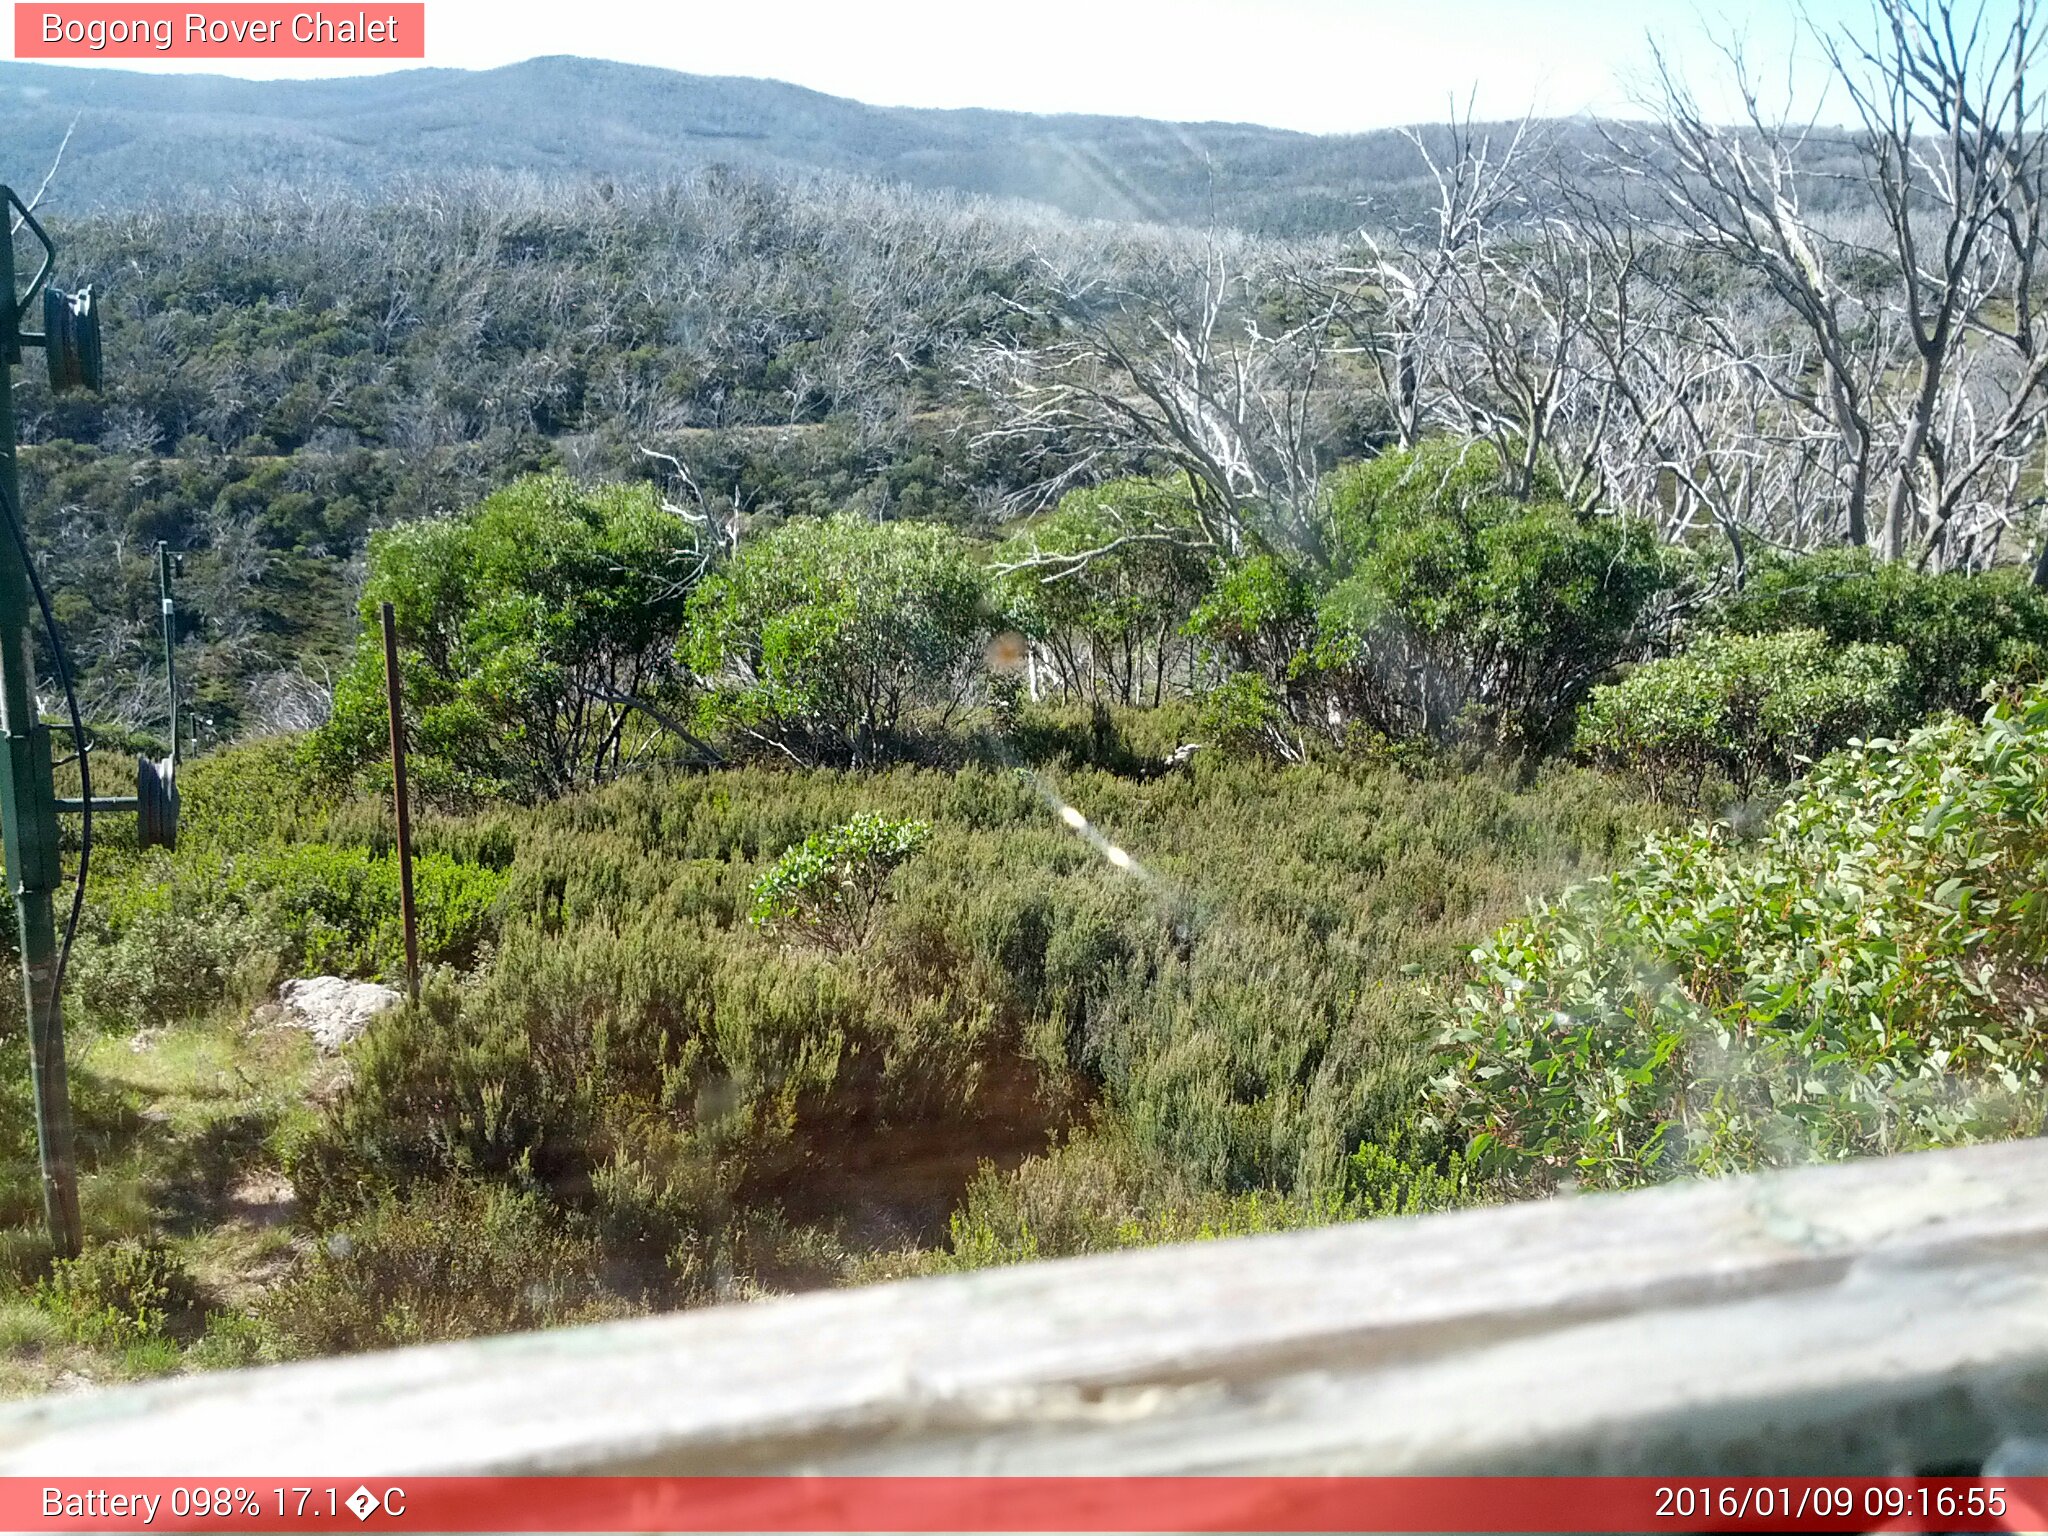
5,1477 -> 2047,1534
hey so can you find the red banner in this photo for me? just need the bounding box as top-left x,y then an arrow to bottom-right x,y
4,1477 -> 2048,1533
13,5 -> 425,59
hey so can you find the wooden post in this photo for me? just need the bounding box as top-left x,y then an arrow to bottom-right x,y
380,602 -> 419,1005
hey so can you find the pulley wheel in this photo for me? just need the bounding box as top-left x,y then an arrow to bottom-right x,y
44,286 -> 102,395
136,754 -> 178,851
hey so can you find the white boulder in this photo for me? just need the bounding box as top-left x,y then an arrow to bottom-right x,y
275,976 -> 403,1050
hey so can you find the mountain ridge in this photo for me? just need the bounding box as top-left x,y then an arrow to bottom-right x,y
0,54 -> 1518,232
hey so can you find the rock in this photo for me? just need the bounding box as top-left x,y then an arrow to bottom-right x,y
275,976 -> 402,1051
1139,743 -> 1203,781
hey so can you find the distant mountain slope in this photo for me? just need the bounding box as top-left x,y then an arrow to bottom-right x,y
0,55 -> 1530,232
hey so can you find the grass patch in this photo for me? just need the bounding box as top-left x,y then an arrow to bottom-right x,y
0,1012 -> 320,1392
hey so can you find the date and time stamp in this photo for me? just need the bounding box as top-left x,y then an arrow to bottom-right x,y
1653,1481 -> 2015,1523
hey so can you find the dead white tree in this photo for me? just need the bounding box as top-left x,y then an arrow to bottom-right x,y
637,446 -> 741,582
1436,212 -> 1620,503
1623,39 -> 1890,554
966,234 -> 1341,570
1824,0 -> 2048,570
7,110 -> 80,232
1624,0 -> 2048,574
1334,110 -> 1537,455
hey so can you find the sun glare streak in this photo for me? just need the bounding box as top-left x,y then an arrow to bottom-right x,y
1024,770 -> 1152,881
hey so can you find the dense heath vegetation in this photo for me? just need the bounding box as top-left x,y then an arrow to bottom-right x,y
9,0 -> 2048,1390
8,441 -> 2048,1388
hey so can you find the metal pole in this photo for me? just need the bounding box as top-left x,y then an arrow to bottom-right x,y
157,542 -> 177,766
0,191 -> 81,1257
380,602 -> 419,1005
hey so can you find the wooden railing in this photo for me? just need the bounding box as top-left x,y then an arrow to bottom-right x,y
4,1138 -> 2048,1477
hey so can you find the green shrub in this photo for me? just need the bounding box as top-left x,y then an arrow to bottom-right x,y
1342,1139 -> 1478,1216
286,930 -> 716,1230
1313,443 -> 1675,751
70,840 -> 507,1024
922,1133 -> 1347,1270
63,716 -> 511,1034
986,672 -> 1026,737
1711,548 -> 2048,717
178,737 -> 337,854
183,1309 -> 277,1372
1185,556 -> 1319,754
1431,685 -> 2048,1195
684,515 -> 995,766
70,897 -> 276,1028
34,1240 -> 204,1349
310,475 -> 704,804
914,1126 -> 1477,1274
749,813 -> 932,952
233,844 -> 506,978
1576,629 -> 1913,799
285,913 -> 967,1271
1189,442 -> 1676,755
1198,672 -> 1298,762
995,478 -> 1213,705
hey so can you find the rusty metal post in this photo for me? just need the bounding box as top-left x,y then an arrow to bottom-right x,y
379,601 -> 419,1004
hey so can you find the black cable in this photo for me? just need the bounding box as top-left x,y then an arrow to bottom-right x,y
0,475 -> 89,1006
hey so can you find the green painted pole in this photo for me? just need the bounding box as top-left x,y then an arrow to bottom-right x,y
0,189 -> 81,1258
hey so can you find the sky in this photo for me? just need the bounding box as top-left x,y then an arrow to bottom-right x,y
31,0 -> 1894,132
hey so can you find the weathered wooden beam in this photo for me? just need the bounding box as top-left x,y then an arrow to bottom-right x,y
5,1139 -> 2048,1476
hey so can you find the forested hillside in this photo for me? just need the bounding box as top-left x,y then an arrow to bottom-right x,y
7,0 -> 2048,1396
14,175 -> 1101,740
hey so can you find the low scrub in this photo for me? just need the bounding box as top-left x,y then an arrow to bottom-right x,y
912,1127 -> 1481,1274
280,743 -> 1656,1334
1575,629 -> 1912,800
70,845 -> 505,1027
261,1180 -> 624,1355
1711,548 -> 2048,718
34,1239 -> 205,1350
59,739 -> 509,1030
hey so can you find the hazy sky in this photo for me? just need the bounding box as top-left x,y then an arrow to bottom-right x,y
32,0 -> 1898,132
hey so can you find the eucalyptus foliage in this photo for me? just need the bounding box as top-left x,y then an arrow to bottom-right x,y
311,475 -> 704,803
1189,442 -> 1674,756
1197,672 -> 1297,762
1711,548 -> 2048,719
995,479 -> 1213,706
1317,444 -> 1673,751
1433,685 -> 2048,1193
